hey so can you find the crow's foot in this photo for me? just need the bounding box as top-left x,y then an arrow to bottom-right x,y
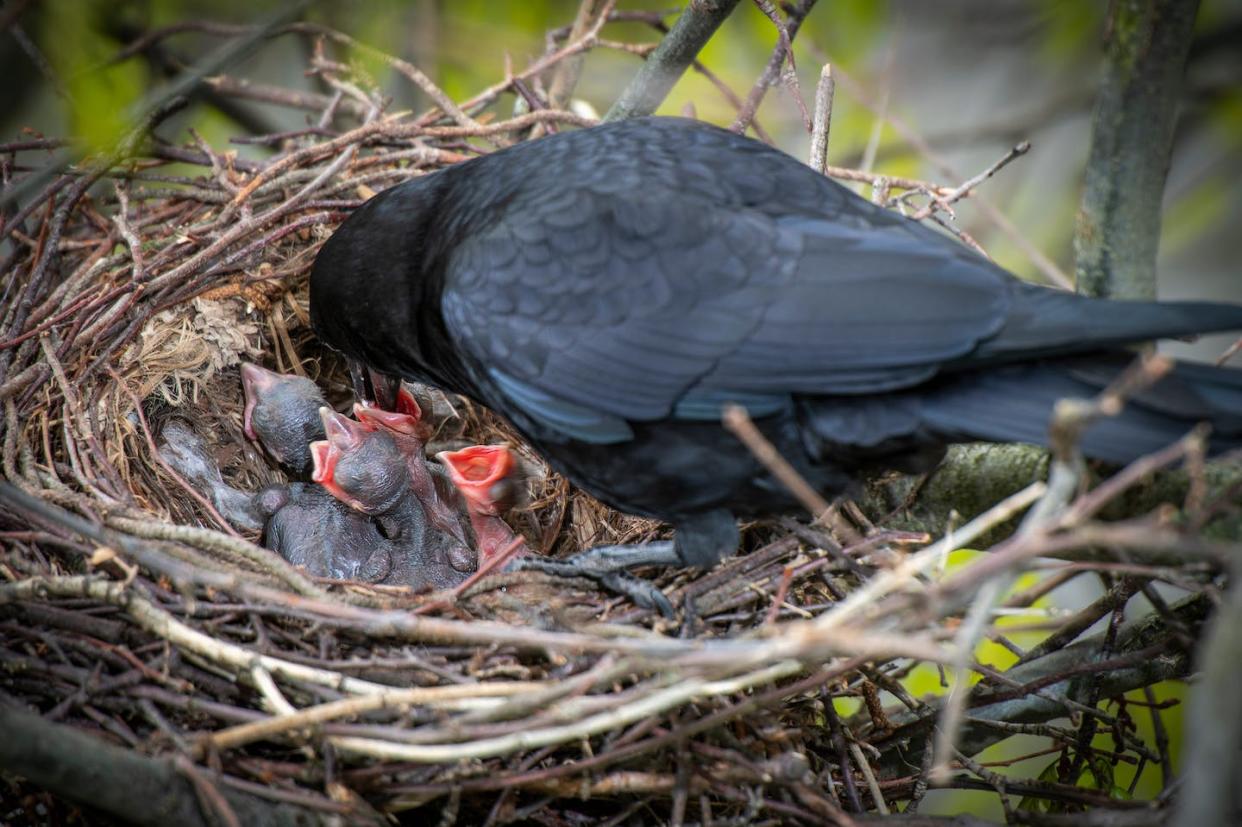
517,540 -> 679,617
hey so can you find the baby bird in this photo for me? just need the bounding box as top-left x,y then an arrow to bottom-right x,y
157,418 -> 264,531
353,392 -> 473,547
240,362 -> 327,477
437,445 -> 528,568
257,482 -> 393,582
312,408 -> 475,589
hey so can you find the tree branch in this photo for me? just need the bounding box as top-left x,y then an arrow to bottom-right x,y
604,0 -> 743,122
0,703 -> 331,826
1074,0 -> 1201,298
860,443 -> 1242,548
1172,579 -> 1242,826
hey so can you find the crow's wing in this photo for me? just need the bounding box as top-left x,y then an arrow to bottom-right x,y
437,120 -> 1242,445
441,173 -> 1015,443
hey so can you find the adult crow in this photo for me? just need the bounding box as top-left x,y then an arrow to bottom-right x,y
310,116 -> 1242,613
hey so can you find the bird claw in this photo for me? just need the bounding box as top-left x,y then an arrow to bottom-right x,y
516,540 -> 678,617
599,571 -> 675,618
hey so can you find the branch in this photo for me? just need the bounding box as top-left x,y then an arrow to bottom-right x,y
730,0 -> 818,135
870,593 -> 1212,777
860,443 -> 1242,548
1172,578 -> 1242,827
604,0 -> 743,122
1074,0 -> 1201,298
0,704 -> 329,826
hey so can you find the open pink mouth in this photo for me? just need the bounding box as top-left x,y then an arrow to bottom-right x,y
310,407 -> 374,513
354,386 -> 430,439
437,445 -> 515,515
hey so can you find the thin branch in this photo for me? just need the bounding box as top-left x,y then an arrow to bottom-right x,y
730,0 -> 818,135
604,0 -> 743,121
808,63 -> 835,173
909,140 -> 1031,221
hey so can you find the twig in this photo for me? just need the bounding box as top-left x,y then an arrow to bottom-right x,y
929,571 -> 1012,784
848,741 -> 887,814
909,141 -> 1031,221
605,0 -> 743,121
811,482 -> 1045,633
808,64 -> 834,173
330,661 -> 801,763
730,0 -> 818,135
0,575 -> 398,696
205,679 -> 549,754
812,54 -> 1075,289
722,404 -> 862,544
722,404 -> 831,520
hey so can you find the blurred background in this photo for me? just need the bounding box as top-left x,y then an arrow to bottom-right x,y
4,0 -> 1240,328
3,0 -> 1240,819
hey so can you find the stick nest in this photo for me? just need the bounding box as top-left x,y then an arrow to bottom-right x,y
0,13 -> 1232,827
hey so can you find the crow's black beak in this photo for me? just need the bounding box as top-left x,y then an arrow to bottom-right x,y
347,359 -> 402,411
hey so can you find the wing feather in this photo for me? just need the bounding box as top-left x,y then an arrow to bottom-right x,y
436,118 -> 1015,437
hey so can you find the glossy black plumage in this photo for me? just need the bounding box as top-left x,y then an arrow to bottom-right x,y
310,116 -> 1242,569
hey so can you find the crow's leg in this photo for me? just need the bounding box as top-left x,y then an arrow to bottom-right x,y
517,545 -> 677,617
515,510 -> 739,618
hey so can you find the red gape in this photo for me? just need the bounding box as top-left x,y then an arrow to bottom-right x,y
437,445 -> 527,567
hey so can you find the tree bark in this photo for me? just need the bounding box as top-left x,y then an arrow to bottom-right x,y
860,443 -> 1242,548
1074,0 -> 1201,299
1172,582 -> 1242,826
0,703 -> 330,826
604,0 -> 743,122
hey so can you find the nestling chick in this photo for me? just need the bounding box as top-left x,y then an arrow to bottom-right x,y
353,392 -> 473,547
312,408 -> 475,589
240,362 -> 327,478
437,445 -> 528,567
157,418 -> 263,531
257,482 -> 393,582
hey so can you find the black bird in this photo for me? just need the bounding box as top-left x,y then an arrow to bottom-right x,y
309,116 -> 1242,611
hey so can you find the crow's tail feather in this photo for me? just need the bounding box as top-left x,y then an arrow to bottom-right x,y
798,353 -> 1242,467
968,286 -> 1242,366
920,354 -> 1242,464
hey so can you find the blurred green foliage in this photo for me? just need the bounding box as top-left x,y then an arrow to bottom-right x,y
39,0 -> 147,151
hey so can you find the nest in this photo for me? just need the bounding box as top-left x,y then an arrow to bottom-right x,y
0,8 -> 1236,826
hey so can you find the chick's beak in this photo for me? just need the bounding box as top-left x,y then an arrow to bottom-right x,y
310,438 -> 359,511
240,362 -> 280,441
354,399 -> 431,440
309,440 -> 336,485
318,406 -> 367,452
